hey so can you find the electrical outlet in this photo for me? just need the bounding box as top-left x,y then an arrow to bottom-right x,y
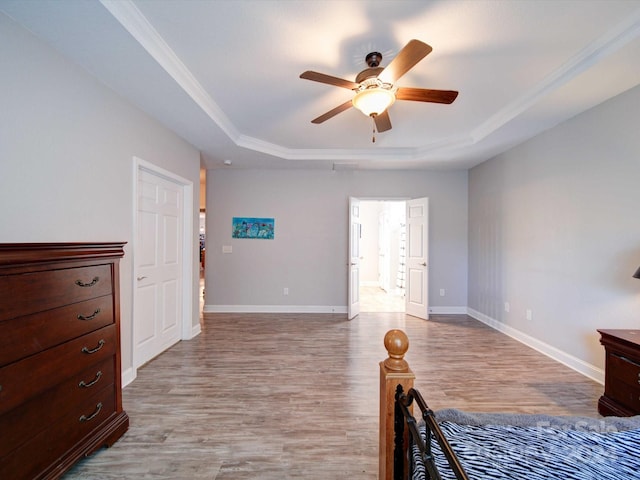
504,302 -> 510,313
439,289 -> 445,297
526,309 -> 532,321
283,287 -> 289,295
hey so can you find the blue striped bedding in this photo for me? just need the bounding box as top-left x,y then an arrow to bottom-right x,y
412,421 -> 640,479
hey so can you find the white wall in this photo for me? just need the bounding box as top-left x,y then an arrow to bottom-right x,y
468,84 -> 640,380
0,14 -> 202,381
205,169 -> 468,312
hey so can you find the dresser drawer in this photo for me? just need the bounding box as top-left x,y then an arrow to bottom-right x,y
0,264 -> 112,321
0,295 -> 114,367
0,357 -> 115,458
0,325 -> 116,416
0,385 -> 117,480
607,352 -> 640,388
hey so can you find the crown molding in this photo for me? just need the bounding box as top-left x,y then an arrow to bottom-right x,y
99,0 -> 240,142
101,0 -> 640,163
472,9 -> 640,142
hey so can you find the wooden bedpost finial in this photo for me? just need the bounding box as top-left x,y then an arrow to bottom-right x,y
383,329 -> 409,372
380,329 -> 413,480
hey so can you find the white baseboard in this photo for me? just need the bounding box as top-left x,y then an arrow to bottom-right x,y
187,322 -> 202,339
204,304 -> 468,315
204,304 -> 348,314
429,306 -> 468,315
121,366 -> 136,388
467,308 -> 604,385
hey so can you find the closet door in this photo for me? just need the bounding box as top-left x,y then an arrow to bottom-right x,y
135,168 -> 183,366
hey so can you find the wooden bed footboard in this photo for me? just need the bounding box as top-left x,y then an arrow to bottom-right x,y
395,386 -> 470,480
380,330 -> 640,480
380,329 -> 469,480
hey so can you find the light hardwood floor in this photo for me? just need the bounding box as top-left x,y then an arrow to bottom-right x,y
359,286 -> 405,312
62,313 -> 603,479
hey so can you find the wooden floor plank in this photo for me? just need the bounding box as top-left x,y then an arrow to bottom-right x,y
62,313 -> 603,479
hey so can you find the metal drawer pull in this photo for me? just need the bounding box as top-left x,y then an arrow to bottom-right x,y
79,402 -> 103,422
78,371 -> 102,388
77,308 -> 101,321
81,339 -> 105,354
75,276 -> 99,288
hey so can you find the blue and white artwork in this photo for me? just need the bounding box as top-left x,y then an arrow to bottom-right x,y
232,217 -> 275,239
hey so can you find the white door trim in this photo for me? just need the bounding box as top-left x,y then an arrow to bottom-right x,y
132,157 -> 195,373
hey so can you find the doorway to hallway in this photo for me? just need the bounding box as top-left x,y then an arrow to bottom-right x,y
359,200 -> 406,313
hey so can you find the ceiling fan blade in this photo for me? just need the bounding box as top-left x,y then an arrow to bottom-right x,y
377,39 -> 432,84
311,100 -> 353,124
373,111 -> 392,132
300,71 -> 359,90
396,87 -> 459,104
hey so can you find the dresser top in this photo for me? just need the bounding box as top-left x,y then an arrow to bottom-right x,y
598,329 -> 640,347
0,242 -> 126,267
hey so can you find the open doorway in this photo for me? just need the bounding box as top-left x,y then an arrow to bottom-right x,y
359,200 -> 406,312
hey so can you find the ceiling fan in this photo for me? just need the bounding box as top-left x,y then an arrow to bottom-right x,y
300,39 -> 458,134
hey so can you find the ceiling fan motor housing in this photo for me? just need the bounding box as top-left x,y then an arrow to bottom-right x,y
365,51 -> 382,67
355,67 -> 385,84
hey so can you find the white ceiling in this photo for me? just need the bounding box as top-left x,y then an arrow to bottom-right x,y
2,0 -> 640,170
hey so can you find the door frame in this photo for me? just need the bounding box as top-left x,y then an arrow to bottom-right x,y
132,157 -> 195,372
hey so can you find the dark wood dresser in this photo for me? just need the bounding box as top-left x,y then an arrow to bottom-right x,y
0,243 -> 129,479
598,329 -> 640,417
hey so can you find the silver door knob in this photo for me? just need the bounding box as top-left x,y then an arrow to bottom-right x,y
420,262 -> 427,267
137,276 -> 147,281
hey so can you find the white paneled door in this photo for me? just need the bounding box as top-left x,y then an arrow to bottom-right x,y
134,168 -> 184,367
405,197 -> 429,320
348,197 -> 361,320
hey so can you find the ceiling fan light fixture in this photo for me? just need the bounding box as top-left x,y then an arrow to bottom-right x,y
352,87 -> 396,117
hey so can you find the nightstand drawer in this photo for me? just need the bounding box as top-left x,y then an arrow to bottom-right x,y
0,264 -> 112,321
608,377 -> 640,412
608,352 -> 640,388
0,295 -> 114,367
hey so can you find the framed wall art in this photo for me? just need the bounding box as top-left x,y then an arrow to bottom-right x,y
232,217 -> 275,239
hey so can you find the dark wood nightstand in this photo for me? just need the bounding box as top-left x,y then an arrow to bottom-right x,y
598,329 -> 640,417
